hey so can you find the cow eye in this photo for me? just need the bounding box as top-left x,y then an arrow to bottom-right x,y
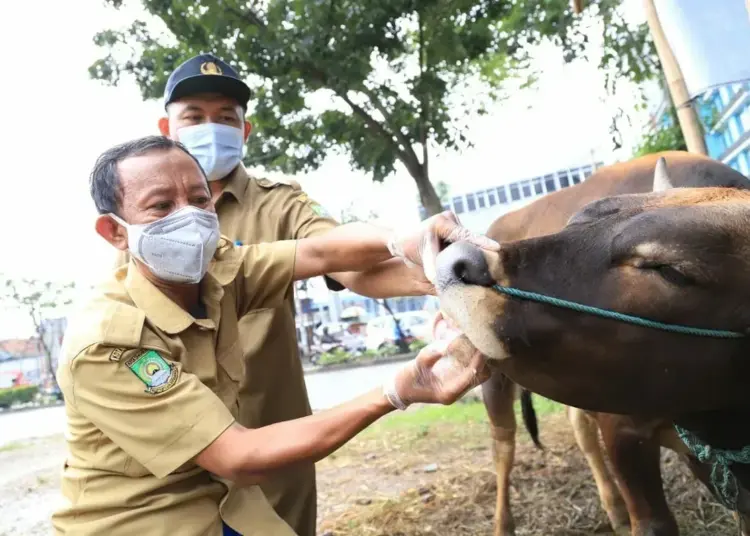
653,264 -> 693,287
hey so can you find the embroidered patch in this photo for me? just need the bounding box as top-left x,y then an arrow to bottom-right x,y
125,350 -> 178,394
310,202 -> 331,218
109,348 -> 125,362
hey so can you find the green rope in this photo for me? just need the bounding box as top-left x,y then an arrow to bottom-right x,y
492,285 -> 745,339
675,425 -> 750,510
491,284 -> 750,511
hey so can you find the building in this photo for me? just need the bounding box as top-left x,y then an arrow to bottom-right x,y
0,338 -> 46,387
417,161 -> 603,235
651,81 -> 750,175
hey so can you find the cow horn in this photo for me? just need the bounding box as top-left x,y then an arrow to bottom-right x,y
652,157 -> 675,192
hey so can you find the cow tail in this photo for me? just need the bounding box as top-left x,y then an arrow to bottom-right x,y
520,389 -> 544,450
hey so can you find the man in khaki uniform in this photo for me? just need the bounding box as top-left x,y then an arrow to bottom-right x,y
114,53 -> 448,535
58,135 -> 491,535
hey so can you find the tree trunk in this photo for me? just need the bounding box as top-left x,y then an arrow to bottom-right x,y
643,0 -> 708,155
410,166 -> 444,217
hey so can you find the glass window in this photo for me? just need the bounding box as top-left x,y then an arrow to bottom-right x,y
740,106 -> 750,131
582,166 -> 593,179
532,177 -> 544,195
739,151 -> 750,176
558,172 -> 570,188
509,183 -> 520,201
724,128 -> 734,148
720,86 -> 731,106
466,193 -> 476,211
544,174 -> 556,192
487,189 -> 497,206
729,117 -> 741,142
521,180 -> 532,198
477,192 -> 486,209
453,196 -> 465,214
571,170 -> 582,184
497,186 -> 508,204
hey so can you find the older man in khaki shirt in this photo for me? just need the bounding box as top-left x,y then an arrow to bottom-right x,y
114,53 -> 449,535
60,135 -> 491,535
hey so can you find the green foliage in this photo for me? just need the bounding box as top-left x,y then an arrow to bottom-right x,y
632,107 -> 687,157
318,347 -> 352,366
0,386 -> 39,408
377,343 -> 400,357
408,339 -> 428,353
91,0 -> 658,215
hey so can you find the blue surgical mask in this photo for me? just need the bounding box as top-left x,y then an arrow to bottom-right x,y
177,123 -> 245,181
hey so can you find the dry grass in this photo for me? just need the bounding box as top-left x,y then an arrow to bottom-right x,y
316,399 -> 737,536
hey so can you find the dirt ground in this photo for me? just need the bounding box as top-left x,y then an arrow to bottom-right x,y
0,400 -> 738,536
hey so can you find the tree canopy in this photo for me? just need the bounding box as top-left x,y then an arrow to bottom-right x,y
91,0 -> 659,215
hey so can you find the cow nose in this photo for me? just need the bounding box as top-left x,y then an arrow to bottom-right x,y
436,241 -> 495,288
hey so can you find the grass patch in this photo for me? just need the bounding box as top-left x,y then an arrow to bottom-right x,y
363,396 -> 564,436
0,441 -> 27,453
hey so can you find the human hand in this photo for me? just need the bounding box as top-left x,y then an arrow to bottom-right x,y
386,211 -> 499,284
383,333 -> 490,409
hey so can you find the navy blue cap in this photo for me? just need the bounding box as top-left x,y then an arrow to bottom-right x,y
163,53 -> 252,110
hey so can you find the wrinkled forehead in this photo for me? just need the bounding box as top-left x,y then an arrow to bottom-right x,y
118,148 -> 208,200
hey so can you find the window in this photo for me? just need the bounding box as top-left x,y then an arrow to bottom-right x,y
582,166 -> 593,179
740,105 -> 750,131
558,172 -> 570,188
521,180 -> 532,198
724,128 -> 734,148
532,177 -> 544,195
466,193 -> 477,211
720,86 -> 732,106
487,189 -> 497,206
729,117 -> 741,143
453,196 -> 465,214
509,183 -> 521,201
739,151 -> 750,176
477,191 -> 486,209
571,170 -> 582,184
544,174 -> 556,192
497,186 -> 508,204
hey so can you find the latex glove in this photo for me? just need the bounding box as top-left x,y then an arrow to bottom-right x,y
386,210 -> 500,284
383,328 -> 490,409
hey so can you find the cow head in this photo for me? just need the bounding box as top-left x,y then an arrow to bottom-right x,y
435,158 -> 750,416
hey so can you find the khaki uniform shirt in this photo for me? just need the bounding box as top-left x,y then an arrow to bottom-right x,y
113,166 -> 340,534
55,238 -> 299,536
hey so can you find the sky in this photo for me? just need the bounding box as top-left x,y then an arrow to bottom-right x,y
0,0 -> 657,338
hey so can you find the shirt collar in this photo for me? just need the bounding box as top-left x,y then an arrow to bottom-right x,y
219,164 -> 250,204
124,237 -> 243,334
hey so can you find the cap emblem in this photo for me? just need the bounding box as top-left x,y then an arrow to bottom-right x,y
200,61 -> 223,75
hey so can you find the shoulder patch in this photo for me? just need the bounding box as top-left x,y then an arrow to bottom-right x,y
297,194 -> 333,219
125,350 -> 178,394
256,177 -> 302,191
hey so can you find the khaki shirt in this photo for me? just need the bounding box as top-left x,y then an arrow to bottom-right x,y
113,167 -> 340,530
55,237 -> 298,536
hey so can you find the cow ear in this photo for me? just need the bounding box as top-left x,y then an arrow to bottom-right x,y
652,157 -> 676,192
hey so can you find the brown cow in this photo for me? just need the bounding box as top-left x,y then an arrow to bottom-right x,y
436,152 -> 750,536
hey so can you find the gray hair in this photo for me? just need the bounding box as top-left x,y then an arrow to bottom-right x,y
89,135 -> 207,215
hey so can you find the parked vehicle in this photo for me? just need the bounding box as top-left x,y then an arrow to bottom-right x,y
364,311 -> 433,351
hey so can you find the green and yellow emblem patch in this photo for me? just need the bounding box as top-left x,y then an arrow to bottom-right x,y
125,350 -> 177,394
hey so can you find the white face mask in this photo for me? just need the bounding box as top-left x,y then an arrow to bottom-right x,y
110,206 -> 221,284
177,123 -> 245,181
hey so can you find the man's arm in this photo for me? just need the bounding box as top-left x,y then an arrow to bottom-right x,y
195,342 -> 486,486
281,189 -> 433,297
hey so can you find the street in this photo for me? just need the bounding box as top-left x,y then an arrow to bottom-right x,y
0,361 -> 405,447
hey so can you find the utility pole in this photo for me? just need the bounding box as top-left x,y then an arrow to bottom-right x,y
642,0 -> 707,155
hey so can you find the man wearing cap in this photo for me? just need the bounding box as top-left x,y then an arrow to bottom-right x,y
113,53 -> 461,536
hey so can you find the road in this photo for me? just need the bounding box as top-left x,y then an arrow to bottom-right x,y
0,361 -> 405,447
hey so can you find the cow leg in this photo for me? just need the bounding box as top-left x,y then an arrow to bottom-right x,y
567,407 -> 630,533
598,415 -> 679,536
678,451 -> 750,536
482,373 -> 517,536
